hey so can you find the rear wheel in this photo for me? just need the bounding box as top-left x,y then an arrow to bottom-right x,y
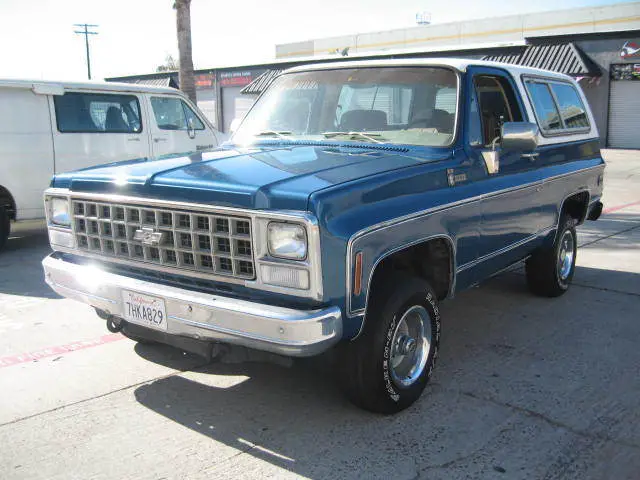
339,276 -> 441,414
0,206 -> 10,252
526,215 -> 577,297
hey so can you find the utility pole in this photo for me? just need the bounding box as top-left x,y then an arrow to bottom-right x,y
74,24 -> 99,80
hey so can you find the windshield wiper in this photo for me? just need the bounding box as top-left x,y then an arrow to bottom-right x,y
321,131 -> 384,143
254,130 -> 293,139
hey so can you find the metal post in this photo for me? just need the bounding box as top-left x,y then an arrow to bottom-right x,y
74,24 -> 99,80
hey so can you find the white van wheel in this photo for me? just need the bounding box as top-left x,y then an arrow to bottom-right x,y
0,206 -> 10,252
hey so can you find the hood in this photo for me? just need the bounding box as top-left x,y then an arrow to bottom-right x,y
52,143 -> 450,211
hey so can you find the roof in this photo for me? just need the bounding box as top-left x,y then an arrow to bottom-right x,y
483,43 -> 601,77
283,58 -> 577,80
0,78 -> 183,95
276,2 -> 640,59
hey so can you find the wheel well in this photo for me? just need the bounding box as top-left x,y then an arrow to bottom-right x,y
369,237 -> 454,302
0,186 -> 16,221
561,191 -> 589,225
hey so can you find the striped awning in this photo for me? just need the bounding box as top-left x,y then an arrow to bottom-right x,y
240,69 -> 283,95
484,42 -> 600,77
118,76 -> 179,89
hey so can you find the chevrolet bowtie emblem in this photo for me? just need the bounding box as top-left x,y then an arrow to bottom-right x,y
133,227 -> 164,246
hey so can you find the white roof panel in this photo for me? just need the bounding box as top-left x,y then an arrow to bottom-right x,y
0,78 -> 180,95
284,58 -> 575,81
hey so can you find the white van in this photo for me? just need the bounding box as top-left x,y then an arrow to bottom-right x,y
0,78 -> 222,250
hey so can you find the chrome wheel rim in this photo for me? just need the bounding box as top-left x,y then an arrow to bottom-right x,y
557,230 -> 575,282
390,305 -> 432,388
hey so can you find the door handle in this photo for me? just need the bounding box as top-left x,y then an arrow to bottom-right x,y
127,137 -> 140,142
521,153 -> 539,161
154,138 -> 167,143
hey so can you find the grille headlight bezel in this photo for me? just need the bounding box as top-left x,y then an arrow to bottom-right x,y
267,222 -> 308,260
44,189 -> 324,301
48,197 -> 71,227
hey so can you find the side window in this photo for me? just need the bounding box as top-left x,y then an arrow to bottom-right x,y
151,97 -> 187,130
525,81 -> 562,131
54,92 -> 142,133
181,101 -> 205,130
549,83 -> 590,129
474,75 -> 523,146
467,90 -> 484,146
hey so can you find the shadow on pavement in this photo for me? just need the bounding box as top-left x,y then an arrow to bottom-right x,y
132,265 -> 640,478
134,341 -> 210,370
0,230 -> 59,299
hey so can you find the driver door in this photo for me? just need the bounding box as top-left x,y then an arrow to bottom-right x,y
465,67 -> 543,276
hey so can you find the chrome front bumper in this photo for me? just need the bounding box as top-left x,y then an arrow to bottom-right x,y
42,254 -> 342,357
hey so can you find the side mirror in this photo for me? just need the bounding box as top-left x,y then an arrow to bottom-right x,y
229,118 -> 241,135
501,122 -> 539,152
187,117 -> 196,139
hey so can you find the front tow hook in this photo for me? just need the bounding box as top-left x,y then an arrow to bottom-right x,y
95,308 -> 123,333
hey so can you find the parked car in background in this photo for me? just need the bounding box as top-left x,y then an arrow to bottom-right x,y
42,59 -> 605,413
0,79 -> 222,250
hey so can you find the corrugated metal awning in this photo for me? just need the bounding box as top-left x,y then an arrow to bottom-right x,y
118,76 -> 179,89
135,77 -> 171,87
483,42 -> 600,77
241,69 -> 283,95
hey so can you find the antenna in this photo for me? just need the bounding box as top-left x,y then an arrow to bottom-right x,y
74,24 -> 99,80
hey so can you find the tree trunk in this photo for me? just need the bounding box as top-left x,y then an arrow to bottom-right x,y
175,0 -> 196,103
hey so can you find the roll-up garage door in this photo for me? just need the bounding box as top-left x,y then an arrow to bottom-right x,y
608,81 -> 640,148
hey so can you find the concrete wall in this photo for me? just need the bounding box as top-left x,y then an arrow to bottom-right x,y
276,2 -> 640,59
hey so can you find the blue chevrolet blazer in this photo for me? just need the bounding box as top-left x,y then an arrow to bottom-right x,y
43,59 -> 605,413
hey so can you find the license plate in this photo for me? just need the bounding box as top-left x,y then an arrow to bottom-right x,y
121,290 -> 168,331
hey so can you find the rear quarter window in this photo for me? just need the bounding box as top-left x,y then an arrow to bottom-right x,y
550,83 -> 590,129
524,78 -> 590,134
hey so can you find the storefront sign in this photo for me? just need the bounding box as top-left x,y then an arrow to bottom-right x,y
195,73 -> 215,88
610,63 -> 640,81
620,41 -> 640,60
219,70 -> 255,87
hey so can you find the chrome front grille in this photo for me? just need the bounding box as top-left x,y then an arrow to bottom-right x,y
71,200 -> 255,279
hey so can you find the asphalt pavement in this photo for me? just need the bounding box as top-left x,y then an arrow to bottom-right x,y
0,150 -> 638,479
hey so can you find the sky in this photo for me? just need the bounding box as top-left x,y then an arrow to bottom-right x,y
0,0 -> 634,81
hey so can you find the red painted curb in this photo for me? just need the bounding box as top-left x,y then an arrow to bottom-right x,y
0,334 -> 124,368
603,200 -> 640,214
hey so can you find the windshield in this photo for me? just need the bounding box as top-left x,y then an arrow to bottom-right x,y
232,67 -> 458,147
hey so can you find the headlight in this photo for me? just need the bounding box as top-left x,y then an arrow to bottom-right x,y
49,197 -> 71,227
267,222 -> 307,260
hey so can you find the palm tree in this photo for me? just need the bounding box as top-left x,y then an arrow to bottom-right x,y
174,0 -> 196,103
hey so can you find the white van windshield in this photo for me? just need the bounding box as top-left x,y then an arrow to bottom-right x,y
233,67 -> 458,147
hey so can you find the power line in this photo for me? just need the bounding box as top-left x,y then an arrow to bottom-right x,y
74,24 -> 99,80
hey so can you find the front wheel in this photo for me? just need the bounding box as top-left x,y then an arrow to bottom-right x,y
339,276 -> 441,414
526,215 -> 577,297
0,206 -> 10,252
